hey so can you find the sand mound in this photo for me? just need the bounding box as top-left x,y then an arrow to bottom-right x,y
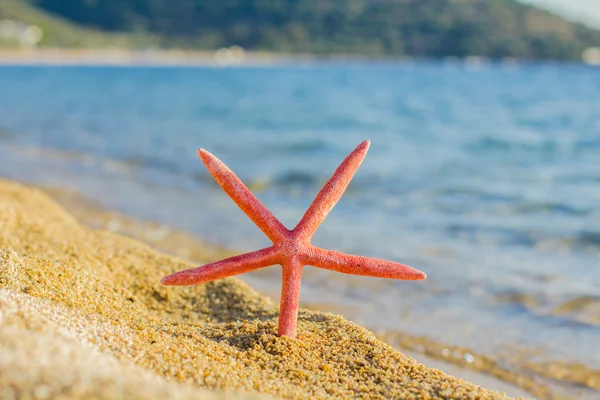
0,179 -> 512,399
0,288 -> 251,400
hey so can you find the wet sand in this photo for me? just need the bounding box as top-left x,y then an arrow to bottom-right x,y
0,179 -> 517,399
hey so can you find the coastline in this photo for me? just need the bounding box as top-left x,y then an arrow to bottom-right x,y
0,178 -> 526,399
33,184 -> 536,398
39,184 -> 535,397
0,48 -> 326,67
0,48 -> 591,68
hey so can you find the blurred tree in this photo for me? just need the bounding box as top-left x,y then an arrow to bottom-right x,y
25,0 -> 600,59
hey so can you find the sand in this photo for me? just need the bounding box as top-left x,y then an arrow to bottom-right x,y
0,179 -> 515,399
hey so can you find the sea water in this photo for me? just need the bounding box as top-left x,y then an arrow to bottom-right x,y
0,62 -> 599,398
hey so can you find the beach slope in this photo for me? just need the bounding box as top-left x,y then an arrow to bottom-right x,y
0,179 -> 512,399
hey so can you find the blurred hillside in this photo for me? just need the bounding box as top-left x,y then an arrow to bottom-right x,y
2,0 -> 600,60
0,0 -> 157,48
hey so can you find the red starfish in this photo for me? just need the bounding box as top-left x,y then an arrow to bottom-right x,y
161,140 -> 426,338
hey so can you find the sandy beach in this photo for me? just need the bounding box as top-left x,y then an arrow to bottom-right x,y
0,179 -> 518,399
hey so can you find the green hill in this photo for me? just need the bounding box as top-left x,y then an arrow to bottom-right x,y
0,0 -> 156,48
4,0 -> 600,60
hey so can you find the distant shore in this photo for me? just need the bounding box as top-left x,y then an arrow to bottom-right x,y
0,48 -> 361,67
2,48 -> 596,68
0,48 -> 315,66
0,47 -> 514,67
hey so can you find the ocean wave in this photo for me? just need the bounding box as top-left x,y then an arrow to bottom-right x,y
442,221 -> 600,255
0,126 -> 10,139
494,290 -> 600,327
273,170 -> 322,188
574,139 -> 600,153
380,330 -> 600,400
467,135 -> 600,157
444,223 -> 537,247
574,231 -> 600,249
264,138 -> 331,154
512,202 -> 589,216
541,231 -> 600,252
120,155 -> 183,175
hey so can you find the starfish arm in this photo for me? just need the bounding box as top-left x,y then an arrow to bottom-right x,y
160,246 -> 280,286
278,258 -> 303,338
293,140 -> 370,241
198,149 -> 288,243
305,247 -> 426,280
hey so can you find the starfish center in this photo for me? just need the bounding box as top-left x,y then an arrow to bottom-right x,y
275,234 -> 308,262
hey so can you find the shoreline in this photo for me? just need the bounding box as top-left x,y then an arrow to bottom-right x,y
0,48 -> 313,67
0,178 -> 522,399
0,48 -> 372,67
28,180 -> 531,399
0,47 -> 587,68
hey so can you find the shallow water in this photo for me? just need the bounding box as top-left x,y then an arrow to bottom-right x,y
0,63 -> 599,398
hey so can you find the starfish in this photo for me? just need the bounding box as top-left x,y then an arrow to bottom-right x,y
161,140 -> 426,338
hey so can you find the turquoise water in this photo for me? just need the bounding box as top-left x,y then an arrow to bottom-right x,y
0,63 -> 599,398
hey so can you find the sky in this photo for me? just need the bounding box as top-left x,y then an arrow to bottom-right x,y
520,0 -> 600,28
